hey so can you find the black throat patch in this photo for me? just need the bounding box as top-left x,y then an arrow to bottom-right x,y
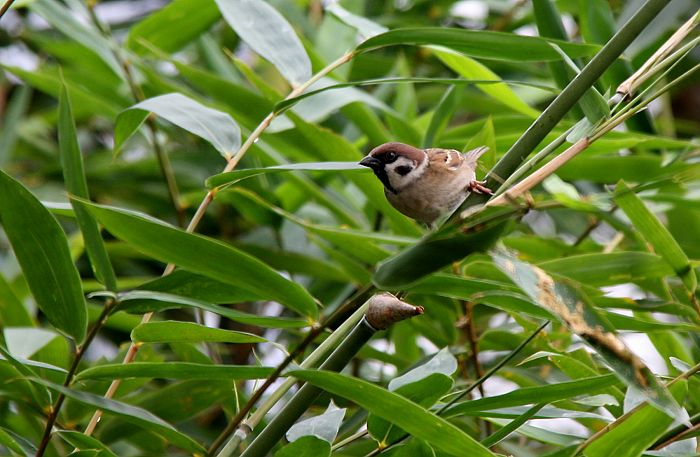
373,168 -> 397,194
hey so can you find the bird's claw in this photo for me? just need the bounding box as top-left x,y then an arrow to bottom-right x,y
468,179 -> 494,195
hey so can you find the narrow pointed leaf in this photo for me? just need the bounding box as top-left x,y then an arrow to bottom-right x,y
291,369 -> 496,457
0,170 -> 86,342
75,362 -> 273,381
131,321 -> 266,344
127,0 -> 220,55
584,381 -> 688,457
116,290 -> 306,328
79,201 -> 319,319
59,83 -> 117,291
614,181 -> 696,291
434,49 -> 539,118
28,378 -> 205,454
216,0 -> 311,85
493,253 -> 687,422
206,161 -> 365,189
114,93 -> 241,158
356,27 -> 599,61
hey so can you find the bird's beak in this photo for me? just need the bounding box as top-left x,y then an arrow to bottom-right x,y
359,156 -> 382,170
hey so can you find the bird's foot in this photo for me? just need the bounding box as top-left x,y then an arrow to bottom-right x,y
468,179 -> 494,195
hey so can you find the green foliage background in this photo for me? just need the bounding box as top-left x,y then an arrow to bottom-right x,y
0,0 -> 699,456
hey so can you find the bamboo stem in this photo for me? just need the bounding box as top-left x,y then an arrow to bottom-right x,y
455,0 -> 672,216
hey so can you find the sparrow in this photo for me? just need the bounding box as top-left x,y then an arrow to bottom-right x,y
359,142 -> 492,225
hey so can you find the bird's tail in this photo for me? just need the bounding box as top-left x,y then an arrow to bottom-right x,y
463,146 -> 489,165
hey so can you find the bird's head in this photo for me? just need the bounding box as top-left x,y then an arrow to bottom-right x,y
359,142 -> 427,193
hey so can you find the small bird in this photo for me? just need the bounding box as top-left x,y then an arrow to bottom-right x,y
359,142 -> 493,225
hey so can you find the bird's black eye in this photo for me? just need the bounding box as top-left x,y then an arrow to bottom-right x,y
395,165 -> 412,176
385,151 -> 397,162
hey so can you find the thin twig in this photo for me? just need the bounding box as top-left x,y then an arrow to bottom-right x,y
35,298 -> 119,457
0,0 -> 15,20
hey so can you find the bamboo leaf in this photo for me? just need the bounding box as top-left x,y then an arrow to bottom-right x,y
356,27 -> 599,61
79,201 -> 319,320
131,321 -> 266,344
114,93 -> 241,158
58,82 -> 117,291
443,374 -> 618,416
584,381 -> 688,457
493,253 -> 687,422
115,290 -> 306,329
57,431 -> 116,457
206,161 -> 365,189
433,49 -> 539,118
287,402 -> 345,443
76,362 -> 273,381
291,369 -> 496,457
215,0 -> 311,85
28,378 -> 205,454
422,85 -> 460,148
614,181 -> 696,291
127,0 -> 220,55
0,170 -> 87,342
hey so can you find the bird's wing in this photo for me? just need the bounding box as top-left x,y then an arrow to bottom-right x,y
427,148 -> 464,171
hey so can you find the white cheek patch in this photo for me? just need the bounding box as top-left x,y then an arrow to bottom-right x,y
386,156 -> 427,190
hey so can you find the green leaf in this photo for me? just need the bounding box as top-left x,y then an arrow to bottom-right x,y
356,27 -> 599,61
548,43 -> 610,125
287,402 -> 345,443
0,345 -> 52,409
464,116 -> 497,170
114,93 -> 241,158
0,170 -> 87,342
29,0 -> 123,78
0,273 -> 33,327
275,435 -> 330,457
481,403 -> 546,448
79,201 -> 319,320
206,161 -> 366,189
273,77 -> 556,115
325,3 -> 387,38
369,349 -> 457,445
614,181 -> 696,291
538,252 -> 674,286
291,369 -> 496,457
493,253 -> 687,422
422,84 -> 460,148
0,85 -> 31,168
434,49 -> 539,118
0,426 -> 34,456
75,362 -> 273,381
374,206 -> 516,288
215,0 -> 311,85
131,321 -> 266,344
116,290 -> 306,329
127,0 -> 220,55
443,374 -> 617,416
584,381 -> 688,457
2,65 -> 120,118
28,378 -> 205,454
57,431 -> 116,457
59,82 -> 117,291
